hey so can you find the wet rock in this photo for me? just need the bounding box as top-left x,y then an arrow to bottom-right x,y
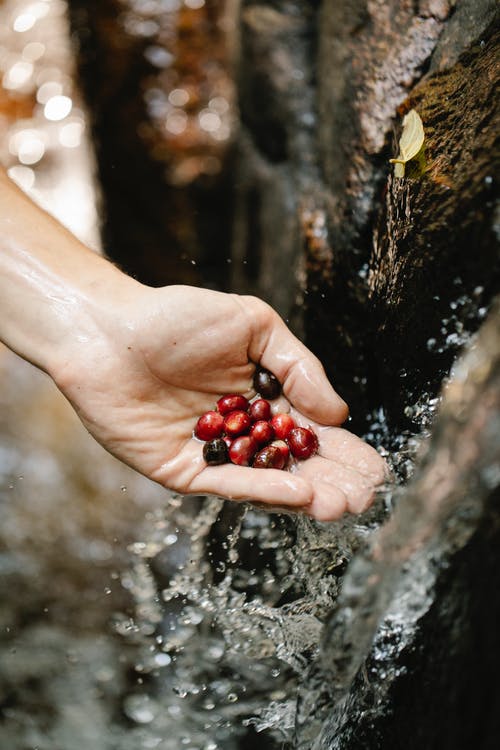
295,305 -> 500,748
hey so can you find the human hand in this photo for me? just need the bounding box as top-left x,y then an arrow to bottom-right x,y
0,170 -> 384,520
55,284 -> 386,521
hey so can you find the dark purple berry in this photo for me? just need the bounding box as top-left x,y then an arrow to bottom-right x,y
203,439 -> 229,465
253,367 -> 281,400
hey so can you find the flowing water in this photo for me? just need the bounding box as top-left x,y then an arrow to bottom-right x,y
113,394 -> 443,749
0,320 -> 446,750
117,295 -> 486,749
117,302 -> 492,750
0,328 -> 487,749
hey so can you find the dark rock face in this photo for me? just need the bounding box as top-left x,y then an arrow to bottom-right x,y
295,307 -> 500,748
230,0 -> 500,436
371,24 -> 500,428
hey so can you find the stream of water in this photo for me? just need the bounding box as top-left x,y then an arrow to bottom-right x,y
114,391 -> 443,750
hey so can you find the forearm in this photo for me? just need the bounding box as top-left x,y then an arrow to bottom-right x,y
0,168 -> 140,378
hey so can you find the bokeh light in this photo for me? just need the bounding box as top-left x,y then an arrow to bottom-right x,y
0,0 -> 100,248
43,93 -> 71,120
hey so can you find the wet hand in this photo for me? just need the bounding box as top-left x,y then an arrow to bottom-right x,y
56,285 -> 386,521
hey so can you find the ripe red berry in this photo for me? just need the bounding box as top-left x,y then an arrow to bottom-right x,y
195,411 -> 224,441
249,420 -> 274,446
253,445 -> 286,470
287,427 -> 319,460
253,367 -> 281,400
217,394 -> 249,415
270,413 -> 296,440
203,439 -> 229,465
229,436 -> 258,466
270,439 -> 290,463
248,398 -> 272,422
224,410 -> 252,437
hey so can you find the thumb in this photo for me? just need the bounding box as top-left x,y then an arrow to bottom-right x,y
243,297 -> 349,425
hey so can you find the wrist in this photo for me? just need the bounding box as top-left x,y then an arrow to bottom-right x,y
0,168 -> 144,380
45,254 -> 145,387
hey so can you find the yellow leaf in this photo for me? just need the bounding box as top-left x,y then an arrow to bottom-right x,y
393,161 -> 405,178
389,109 -> 425,176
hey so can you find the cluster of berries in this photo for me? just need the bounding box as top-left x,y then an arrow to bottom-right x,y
194,367 -> 318,470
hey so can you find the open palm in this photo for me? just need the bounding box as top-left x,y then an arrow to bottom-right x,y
57,285 -> 386,521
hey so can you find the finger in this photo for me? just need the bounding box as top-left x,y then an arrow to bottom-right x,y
243,298 -> 348,425
307,481 -> 348,522
188,464 -> 313,508
289,409 -> 326,431
288,408 -> 387,483
152,439 -> 313,508
297,455 -> 377,514
317,427 -> 387,483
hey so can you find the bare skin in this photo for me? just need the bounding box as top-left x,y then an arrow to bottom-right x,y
0,169 -> 386,520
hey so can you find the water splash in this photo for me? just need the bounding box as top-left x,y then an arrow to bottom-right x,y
114,356 -> 454,749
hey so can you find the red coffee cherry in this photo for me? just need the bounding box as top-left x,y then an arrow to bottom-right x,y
224,410 -> 252,437
229,435 -> 258,466
195,411 -> 224,441
203,439 -> 229,465
217,394 -> 249,415
249,420 -> 274,446
253,367 -> 281,400
248,398 -> 272,422
270,413 -> 296,440
253,445 -> 286,470
270,439 -> 290,463
287,427 -> 319,460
